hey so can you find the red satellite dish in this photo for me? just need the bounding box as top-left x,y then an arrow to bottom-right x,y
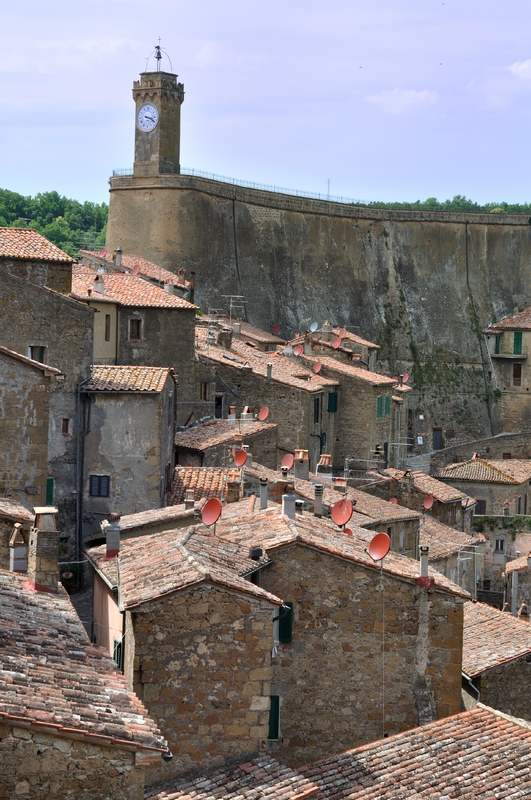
331,498 -> 354,527
312,361 -> 322,374
332,337 -> 342,349
132,264 -> 140,276
293,344 -> 304,356
344,527 -> 353,536
202,498 -> 222,527
389,497 -> 398,504
281,453 -> 294,470
368,532 -> 391,561
402,372 -> 409,384
234,449 -> 248,467
272,324 -> 281,335
258,406 -> 269,421
423,495 -> 434,510
339,328 -> 347,338
98,247 -> 107,258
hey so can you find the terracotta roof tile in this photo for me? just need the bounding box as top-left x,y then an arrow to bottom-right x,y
378,468 -> 472,504
486,306 -> 531,332
196,326 -> 338,392
118,505 -> 196,532
176,418 -> 277,451
216,506 -> 469,598
463,601 -> 531,676
78,250 -> 188,288
298,705 -> 531,798
435,458 -> 531,484
0,499 -> 34,523
420,517 -> 485,561
71,266 -> 196,309
0,228 -> 73,263
170,467 -> 242,505
298,353 -> 397,385
146,754 -> 318,800
504,552 -> 531,574
87,527 -> 281,609
85,365 -> 173,393
0,344 -> 62,375
0,570 -> 166,752
217,317 -> 286,344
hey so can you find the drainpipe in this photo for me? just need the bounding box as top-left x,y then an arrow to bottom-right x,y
511,569 -> 519,616
75,376 -> 91,566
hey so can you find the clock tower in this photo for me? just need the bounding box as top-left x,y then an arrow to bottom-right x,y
133,69 -> 185,177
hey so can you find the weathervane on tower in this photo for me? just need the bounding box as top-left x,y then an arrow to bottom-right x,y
145,39 -> 173,73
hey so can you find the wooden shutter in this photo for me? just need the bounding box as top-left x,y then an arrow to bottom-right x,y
377,396 -> 383,418
327,392 -> 338,413
278,602 -> 293,643
268,695 -> 280,740
45,477 -> 54,505
514,331 -> 523,355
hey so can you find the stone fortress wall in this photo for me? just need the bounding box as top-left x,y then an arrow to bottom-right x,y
107,172 -> 531,447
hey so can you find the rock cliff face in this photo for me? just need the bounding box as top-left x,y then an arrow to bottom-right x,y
107,174 -> 531,447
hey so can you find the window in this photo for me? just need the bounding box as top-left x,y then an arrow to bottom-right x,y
475,499 -> 487,515
62,418 -> 69,435
385,395 -> 391,416
28,346 -> 46,363
113,638 -> 123,670
518,496 -> 522,515
513,363 -> 522,386
494,335 -> 500,355
215,395 -> 223,418
482,579 -> 491,591
129,318 -> 142,340
525,494 -> 528,515
503,452 -> 512,459
514,331 -> 523,355
268,695 -> 280,740
199,382 -> 209,401
278,602 -> 293,643
377,396 -> 383,418
45,477 -> 54,506
327,391 -> 338,413
495,539 -> 505,552
104,314 -> 111,342
451,505 -> 457,526
89,475 -> 110,497
313,396 -> 321,425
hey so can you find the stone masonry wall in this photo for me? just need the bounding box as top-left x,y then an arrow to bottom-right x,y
478,655 -> 531,721
258,543 -> 463,766
125,583 -> 275,782
0,724 -> 145,800
0,257 -> 72,295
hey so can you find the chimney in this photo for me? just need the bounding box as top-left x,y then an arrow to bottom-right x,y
93,275 -> 105,295
259,476 -> 269,509
314,484 -> 324,518
249,546 -> 264,560
281,467 -> 289,479
294,449 -> 310,481
115,246 -> 122,267
322,320 -> 333,342
164,283 -> 174,294
295,500 -> 304,515
282,492 -> 296,519
420,545 -> 429,578
227,480 -> 240,503
9,523 -> 28,572
217,327 -> 233,349
233,322 -> 242,335
240,407 -> 254,424
26,507 -> 60,593
266,363 -> 273,383
177,267 -> 187,285
228,406 -> 237,422
104,512 -> 121,559
184,489 -> 195,509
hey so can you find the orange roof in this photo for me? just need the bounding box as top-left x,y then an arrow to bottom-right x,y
463,601 -> 531,676
71,266 -> 196,309
487,306 -> 531,332
420,517 -> 485,561
0,499 -> 34,523
176,418 -> 277,451
435,458 -> 531,485
379,468 -> 471,504
87,527 -> 281,609
217,317 -> 285,344
78,250 -> 187,288
297,353 -> 396,385
196,326 -> 338,393
170,467 -> 242,505
505,552 -> 531,574
85,366 -> 173,393
0,228 -> 73,263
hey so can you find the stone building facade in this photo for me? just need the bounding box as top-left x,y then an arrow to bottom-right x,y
175,417 -> 278,469
0,227 -> 74,294
434,457 -> 531,517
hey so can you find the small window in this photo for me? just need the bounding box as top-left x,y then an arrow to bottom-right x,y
45,477 -> 54,506
199,382 -> 209,401
278,602 -> 293,643
385,396 -> 391,416
62,418 -> 69,435
525,494 -> 528,515
475,499 -> 487,515
268,695 -> 280,740
129,318 -> 142,340
513,363 -> 522,386
313,396 -> 321,425
494,335 -> 500,355
503,453 -> 512,459
215,395 -> 223,418
518,496 -> 522,515
482,579 -> 491,591
113,638 -> 123,670
514,331 -> 523,355
28,346 -> 46,363
105,314 -> 111,342
495,539 -> 505,552
90,475 -> 110,497
377,396 -> 383,418
327,391 -> 338,413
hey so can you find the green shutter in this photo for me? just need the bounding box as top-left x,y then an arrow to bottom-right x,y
327,391 -> 338,413
45,477 -> 54,506
279,602 -> 293,643
113,639 -> 123,670
268,695 -> 280,740
494,335 -> 500,355
514,331 -> 523,355
385,396 -> 391,416
377,396 -> 383,418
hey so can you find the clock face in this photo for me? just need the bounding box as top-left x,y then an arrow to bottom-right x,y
137,103 -> 159,132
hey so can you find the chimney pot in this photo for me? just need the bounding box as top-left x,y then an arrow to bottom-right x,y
104,514 -> 121,559
282,492 -> 296,520
115,246 -> 122,267
259,476 -> 269,509
314,484 -> 324,518
420,545 -> 429,578
26,507 -> 60,593
294,449 -> 310,481
266,363 -> 273,383
184,489 -> 195,509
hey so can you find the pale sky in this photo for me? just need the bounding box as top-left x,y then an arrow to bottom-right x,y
2,0 -> 531,205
